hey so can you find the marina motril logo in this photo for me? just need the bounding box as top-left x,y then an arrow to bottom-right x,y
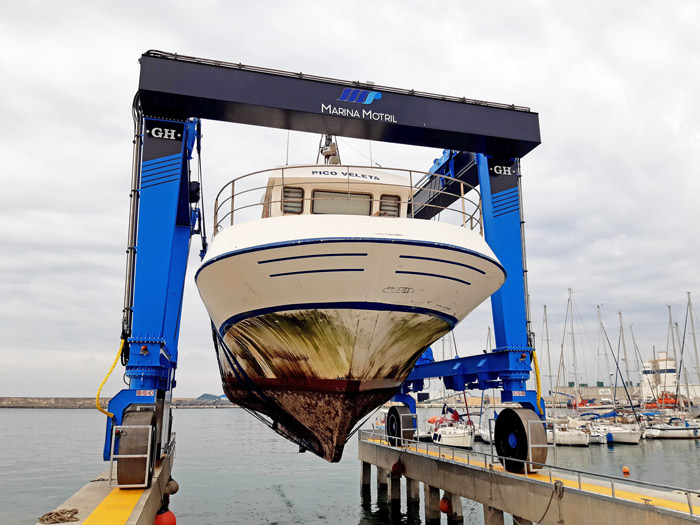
322,87 -> 397,123
337,88 -> 383,105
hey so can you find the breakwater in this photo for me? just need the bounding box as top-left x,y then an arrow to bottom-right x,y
0,397 -> 235,409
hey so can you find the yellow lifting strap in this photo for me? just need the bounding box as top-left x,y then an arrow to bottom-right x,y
531,349 -> 543,415
95,339 -> 125,418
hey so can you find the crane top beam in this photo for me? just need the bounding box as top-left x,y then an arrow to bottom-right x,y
138,51 -> 541,158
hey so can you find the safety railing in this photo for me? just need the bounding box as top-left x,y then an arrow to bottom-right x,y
358,428 -> 700,516
212,165 -> 481,237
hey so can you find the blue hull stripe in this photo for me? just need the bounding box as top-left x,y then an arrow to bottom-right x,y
259,252 -> 368,264
196,238 -> 505,280
398,255 -> 486,275
395,270 -> 471,286
270,268 -> 364,278
218,301 -> 457,335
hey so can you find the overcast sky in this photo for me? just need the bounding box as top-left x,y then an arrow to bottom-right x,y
1,1 -> 699,399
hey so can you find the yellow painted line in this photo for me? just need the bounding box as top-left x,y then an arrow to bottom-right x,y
368,439 -> 700,515
82,488 -> 143,525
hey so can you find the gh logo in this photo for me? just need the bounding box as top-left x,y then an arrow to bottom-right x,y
493,165 -> 513,176
151,127 -> 178,140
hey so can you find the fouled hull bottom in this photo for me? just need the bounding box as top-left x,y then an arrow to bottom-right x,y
223,378 -> 396,462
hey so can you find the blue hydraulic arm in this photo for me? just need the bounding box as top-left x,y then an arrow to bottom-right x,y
103,116 -> 203,460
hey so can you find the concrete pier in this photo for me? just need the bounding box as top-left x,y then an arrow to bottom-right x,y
424,484 -> 441,523
483,505 -> 505,525
407,477 -> 420,503
443,491 -> 464,523
358,431 -> 700,524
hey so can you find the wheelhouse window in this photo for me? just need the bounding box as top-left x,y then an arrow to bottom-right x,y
312,190 -> 371,215
379,194 -> 400,217
282,186 -> 304,214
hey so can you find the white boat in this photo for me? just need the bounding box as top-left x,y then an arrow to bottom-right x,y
477,425 -> 494,443
643,418 -> 700,439
594,424 -> 642,444
546,427 -> 590,446
432,421 -> 475,448
587,431 -> 608,444
195,148 -> 505,462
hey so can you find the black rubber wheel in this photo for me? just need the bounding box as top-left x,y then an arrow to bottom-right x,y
386,406 -> 413,447
117,410 -> 157,487
494,408 -> 547,473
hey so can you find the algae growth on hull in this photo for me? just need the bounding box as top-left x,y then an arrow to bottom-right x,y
215,308 -> 452,462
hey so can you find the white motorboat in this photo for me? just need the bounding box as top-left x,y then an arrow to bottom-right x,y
546,427 -> 590,446
195,148 -> 505,462
644,418 -> 700,439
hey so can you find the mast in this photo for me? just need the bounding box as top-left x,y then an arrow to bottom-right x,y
675,321 -> 691,412
598,306 -> 615,410
652,345 -> 659,400
543,305 -> 554,397
597,306 -> 612,390
631,325 -> 653,404
618,312 -> 631,388
553,296 -> 571,411
568,288 -> 579,407
688,292 -> 700,397
664,306 -> 674,397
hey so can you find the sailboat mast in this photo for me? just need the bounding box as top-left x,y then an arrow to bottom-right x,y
544,305 -> 554,397
664,306 -> 674,397
675,321 -> 691,411
568,289 -> 579,404
688,292 -> 700,396
618,312 -> 631,388
629,325 -> 649,402
597,306 -> 612,389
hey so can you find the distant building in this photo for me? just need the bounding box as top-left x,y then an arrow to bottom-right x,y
641,351 -> 700,401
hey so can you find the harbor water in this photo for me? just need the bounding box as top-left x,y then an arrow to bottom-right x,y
1,408 -> 700,524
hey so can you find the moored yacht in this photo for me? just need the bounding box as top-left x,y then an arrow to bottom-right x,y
195,144 -> 506,462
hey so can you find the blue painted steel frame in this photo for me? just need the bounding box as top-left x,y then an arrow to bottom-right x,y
103,117 -> 199,460
394,151 -> 545,419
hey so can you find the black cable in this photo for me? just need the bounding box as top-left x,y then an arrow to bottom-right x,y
120,341 -> 130,366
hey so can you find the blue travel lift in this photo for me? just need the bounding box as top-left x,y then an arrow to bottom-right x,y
387,150 -> 547,473
99,51 -> 546,487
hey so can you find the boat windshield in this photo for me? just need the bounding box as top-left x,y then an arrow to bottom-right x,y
312,190 -> 371,215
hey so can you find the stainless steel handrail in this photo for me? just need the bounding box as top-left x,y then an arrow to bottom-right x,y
212,165 -> 482,237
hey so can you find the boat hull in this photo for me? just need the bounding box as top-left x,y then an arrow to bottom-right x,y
197,215 -> 505,461
644,425 -> 700,439
432,425 -> 475,448
546,429 -> 590,446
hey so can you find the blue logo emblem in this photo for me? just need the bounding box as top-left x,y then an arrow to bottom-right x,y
337,88 -> 382,105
